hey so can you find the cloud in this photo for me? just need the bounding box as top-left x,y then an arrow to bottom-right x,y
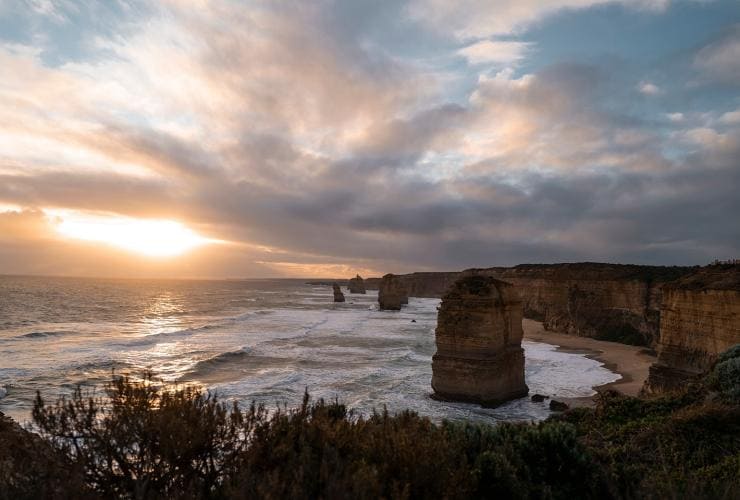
638,81 -> 662,95
407,0 -> 670,39
719,109 -> 740,124
457,40 -> 533,65
694,23 -> 740,84
0,0 -> 738,277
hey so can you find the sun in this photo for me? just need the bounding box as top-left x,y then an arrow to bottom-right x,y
53,212 -> 214,257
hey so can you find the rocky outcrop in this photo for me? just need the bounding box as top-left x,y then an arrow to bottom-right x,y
378,274 -> 408,310
348,275 -> 366,294
332,283 -> 345,303
367,263 -> 694,346
431,276 -> 528,406
645,264 -> 740,392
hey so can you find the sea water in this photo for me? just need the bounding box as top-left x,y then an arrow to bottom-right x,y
0,276 -> 619,423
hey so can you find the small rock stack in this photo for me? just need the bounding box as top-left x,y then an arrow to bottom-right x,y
332,282 -> 345,303
431,275 -> 528,406
378,274 -> 409,310
348,274 -> 367,294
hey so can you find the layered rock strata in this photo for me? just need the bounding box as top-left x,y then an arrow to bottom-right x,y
378,274 -> 408,310
348,274 -> 366,294
332,283 -> 345,303
431,276 -> 528,406
365,263 -> 694,346
645,264 -> 740,392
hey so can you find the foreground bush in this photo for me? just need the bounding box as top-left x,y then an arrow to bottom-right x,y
22,373 -> 606,499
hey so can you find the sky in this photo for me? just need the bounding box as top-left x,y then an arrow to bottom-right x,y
0,0 -> 738,278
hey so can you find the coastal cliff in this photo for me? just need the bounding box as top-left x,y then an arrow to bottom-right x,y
645,264 -> 740,392
431,276 -> 528,406
367,263 -> 693,346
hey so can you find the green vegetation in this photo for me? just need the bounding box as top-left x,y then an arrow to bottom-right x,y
1,345 -> 739,499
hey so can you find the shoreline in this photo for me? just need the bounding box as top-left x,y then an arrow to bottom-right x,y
522,319 -> 656,407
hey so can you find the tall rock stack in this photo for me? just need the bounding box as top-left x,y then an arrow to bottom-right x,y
378,274 -> 409,310
332,283 -> 345,303
348,274 -> 367,294
431,275 -> 528,406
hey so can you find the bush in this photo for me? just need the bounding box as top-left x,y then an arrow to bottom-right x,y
708,344 -> 740,403
32,373 -> 260,498
26,373 -> 609,499
7,360 -> 740,499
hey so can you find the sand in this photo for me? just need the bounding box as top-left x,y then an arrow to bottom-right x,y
522,319 -> 657,406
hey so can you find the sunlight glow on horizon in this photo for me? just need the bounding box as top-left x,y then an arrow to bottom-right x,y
53,213 -> 215,257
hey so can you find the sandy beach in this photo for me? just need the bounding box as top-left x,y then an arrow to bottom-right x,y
522,319 -> 657,405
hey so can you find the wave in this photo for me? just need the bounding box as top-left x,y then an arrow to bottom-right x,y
124,310 -> 275,347
184,348 -> 291,382
18,330 -> 71,339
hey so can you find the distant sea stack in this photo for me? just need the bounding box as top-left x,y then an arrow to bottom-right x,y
431,275 -> 528,406
348,274 -> 366,294
378,274 -> 408,310
645,264 -> 740,392
332,283 -> 345,303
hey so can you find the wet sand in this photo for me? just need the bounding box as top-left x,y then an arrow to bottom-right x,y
522,319 -> 656,406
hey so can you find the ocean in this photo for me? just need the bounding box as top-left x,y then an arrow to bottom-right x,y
0,275 -> 619,424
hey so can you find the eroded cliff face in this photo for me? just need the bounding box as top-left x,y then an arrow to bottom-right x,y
366,263 -> 693,346
646,265 -> 740,392
431,276 -> 528,406
479,264 -> 688,346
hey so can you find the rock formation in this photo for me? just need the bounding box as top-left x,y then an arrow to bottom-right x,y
332,282 -> 345,303
348,274 -> 366,294
431,275 -> 528,406
645,264 -> 740,392
378,274 -> 408,310
367,263 -> 695,346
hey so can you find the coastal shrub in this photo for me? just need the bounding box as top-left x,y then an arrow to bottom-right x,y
707,344 -> 740,403
562,387 -> 740,498
15,364 -> 740,499
0,412 -> 89,500
28,373 -> 608,499
32,373 -> 261,499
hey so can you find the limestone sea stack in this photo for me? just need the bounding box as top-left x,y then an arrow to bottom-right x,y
332,282 -> 345,303
378,274 -> 409,310
348,274 -> 367,294
431,275 -> 528,406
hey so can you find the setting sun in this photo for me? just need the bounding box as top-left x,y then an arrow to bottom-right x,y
53,213 -> 213,257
